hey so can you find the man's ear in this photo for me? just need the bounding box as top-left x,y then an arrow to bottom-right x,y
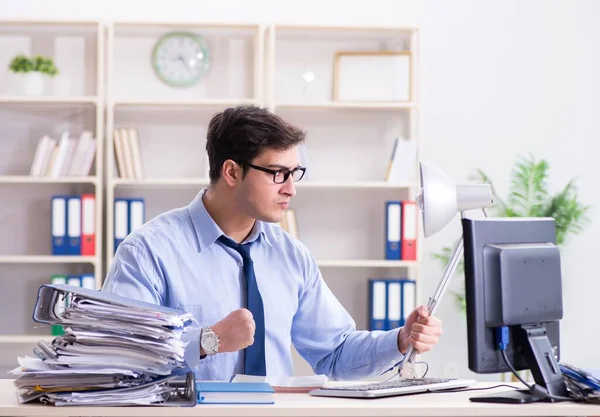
221,160 -> 242,187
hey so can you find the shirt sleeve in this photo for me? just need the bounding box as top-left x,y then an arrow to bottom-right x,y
101,242 -> 202,370
290,246 -> 404,381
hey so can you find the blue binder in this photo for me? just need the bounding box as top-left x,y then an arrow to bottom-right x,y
369,279 -> 388,331
66,195 -> 81,255
385,201 -> 402,260
114,198 -> 129,252
51,195 -> 68,255
127,198 -> 145,234
386,279 -> 403,330
400,279 -> 416,327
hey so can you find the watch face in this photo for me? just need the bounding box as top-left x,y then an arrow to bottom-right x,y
151,31 -> 210,88
202,330 -> 219,354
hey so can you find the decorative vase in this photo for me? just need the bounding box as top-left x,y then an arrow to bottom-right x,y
18,72 -> 46,96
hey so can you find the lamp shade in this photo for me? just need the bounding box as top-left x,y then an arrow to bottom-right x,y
417,162 -> 493,237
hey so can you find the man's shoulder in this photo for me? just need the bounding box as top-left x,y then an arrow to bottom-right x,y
263,222 -> 312,259
122,205 -> 192,249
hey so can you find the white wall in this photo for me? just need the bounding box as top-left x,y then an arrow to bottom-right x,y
419,0 -> 600,379
1,0 -> 598,379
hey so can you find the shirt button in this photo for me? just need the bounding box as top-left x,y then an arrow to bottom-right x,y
238,261 -> 243,267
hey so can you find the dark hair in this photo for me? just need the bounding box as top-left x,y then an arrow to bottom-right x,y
206,105 -> 305,183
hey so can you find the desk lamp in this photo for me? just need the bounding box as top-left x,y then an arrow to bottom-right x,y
397,161 -> 493,378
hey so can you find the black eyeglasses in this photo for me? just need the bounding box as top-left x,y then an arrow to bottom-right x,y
240,161 -> 306,184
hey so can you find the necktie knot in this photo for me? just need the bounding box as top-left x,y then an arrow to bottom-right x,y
218,235 -> 251,260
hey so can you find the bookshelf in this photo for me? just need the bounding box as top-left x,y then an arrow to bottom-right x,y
0,20 -> 104,346
0,20 -> 423,376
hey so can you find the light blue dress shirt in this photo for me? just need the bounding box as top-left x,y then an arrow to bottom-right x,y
102,188 -> 404,381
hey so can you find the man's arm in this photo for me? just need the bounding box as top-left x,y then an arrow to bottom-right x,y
102,242 -> 203,368
291,248 -> 404,381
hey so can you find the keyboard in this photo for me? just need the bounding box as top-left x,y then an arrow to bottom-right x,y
309,377 -> 477,399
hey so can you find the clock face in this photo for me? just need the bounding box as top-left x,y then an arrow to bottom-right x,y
151,31 -> 210,88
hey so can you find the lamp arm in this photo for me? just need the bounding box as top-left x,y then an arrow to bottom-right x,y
396,228 -> 465,378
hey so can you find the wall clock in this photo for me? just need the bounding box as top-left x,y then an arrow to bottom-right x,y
151,31 -> 210,88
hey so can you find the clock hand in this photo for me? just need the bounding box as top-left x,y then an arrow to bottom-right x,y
176,55 -> 192,74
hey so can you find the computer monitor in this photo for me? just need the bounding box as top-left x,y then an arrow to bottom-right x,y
462,217 -> 569,403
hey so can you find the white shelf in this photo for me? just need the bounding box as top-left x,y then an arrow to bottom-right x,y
317,260 -> 417,268
112,178 -> 415,190
112,98 -> 258,108
0,335 -> 54,344
298,181 -> 416,189
0,96 -> 98,105
112,177 -> 210,187
0,176 -> 97,184
0,255 -> 97,264
275,101 -> 417,111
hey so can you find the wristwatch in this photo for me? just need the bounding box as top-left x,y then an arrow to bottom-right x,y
200,326 -> 220,357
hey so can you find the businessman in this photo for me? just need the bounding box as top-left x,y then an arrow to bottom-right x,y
102,104 -> 443,381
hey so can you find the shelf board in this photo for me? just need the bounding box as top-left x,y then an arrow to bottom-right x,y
0,176 -> 97,184
112,98 -> 257,108
0,335 -> 54,344
0,255 -> 97,264
297,181 -> 416,189
112,178 -> 415,190
317,260 -> 417,268
0,96 -> 98,104
275,101 -> 417,111
112,178 -> 210,187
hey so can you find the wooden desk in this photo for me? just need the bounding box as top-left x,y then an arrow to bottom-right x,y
0,379 -> 598,417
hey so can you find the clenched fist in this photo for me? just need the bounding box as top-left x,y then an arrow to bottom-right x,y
210,308 -> 256,353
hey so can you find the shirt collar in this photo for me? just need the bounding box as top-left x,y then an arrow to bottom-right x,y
188,188 -> 273,252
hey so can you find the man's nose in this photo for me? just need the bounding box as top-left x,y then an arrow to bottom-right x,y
280,175 -> 296,196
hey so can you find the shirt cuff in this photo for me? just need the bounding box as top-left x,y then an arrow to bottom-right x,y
376,327 -> 405,371
181,326 -> 202,370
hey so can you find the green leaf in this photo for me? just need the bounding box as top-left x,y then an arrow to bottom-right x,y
507,154 -> 549,217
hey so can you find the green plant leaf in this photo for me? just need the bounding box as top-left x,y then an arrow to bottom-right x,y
542,179 -> 591,246
507,154 -> 549,217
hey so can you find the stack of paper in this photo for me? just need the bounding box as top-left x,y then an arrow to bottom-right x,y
9,284 -> 197,407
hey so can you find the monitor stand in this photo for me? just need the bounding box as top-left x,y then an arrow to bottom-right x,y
470,324 -> 570,404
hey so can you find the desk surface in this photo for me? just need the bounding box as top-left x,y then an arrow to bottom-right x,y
0,379 -> 599,417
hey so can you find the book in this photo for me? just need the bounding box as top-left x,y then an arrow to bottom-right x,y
230,374 -> 327,393
196,382 -> 275,404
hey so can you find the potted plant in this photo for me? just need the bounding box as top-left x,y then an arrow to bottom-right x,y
433,154 -> 591,312
8,54 -> 59,96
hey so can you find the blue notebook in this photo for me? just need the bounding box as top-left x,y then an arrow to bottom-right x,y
196,382 -> 275,404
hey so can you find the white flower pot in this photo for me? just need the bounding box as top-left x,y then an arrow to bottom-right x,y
17,72 -> 46,96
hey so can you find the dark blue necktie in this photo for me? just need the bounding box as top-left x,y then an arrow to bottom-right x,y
218,235 -> 266,376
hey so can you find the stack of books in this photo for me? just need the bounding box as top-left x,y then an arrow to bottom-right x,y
113,127 -> 144,179
9,284 -> 196,407
30,131 -> 97,177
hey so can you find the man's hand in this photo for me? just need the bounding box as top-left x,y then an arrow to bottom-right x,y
398,305 -> 443,354
210,308 -> 255,353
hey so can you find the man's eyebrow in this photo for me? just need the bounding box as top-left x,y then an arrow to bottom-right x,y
267,164 -> 299,170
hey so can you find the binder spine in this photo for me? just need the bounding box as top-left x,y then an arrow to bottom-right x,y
369,279 -> 387,331
385,201 -> 402,260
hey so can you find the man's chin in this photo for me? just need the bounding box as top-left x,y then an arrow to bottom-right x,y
257,211 -> 284,224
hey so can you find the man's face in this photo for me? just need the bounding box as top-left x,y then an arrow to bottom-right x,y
235,146 -> 301,223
